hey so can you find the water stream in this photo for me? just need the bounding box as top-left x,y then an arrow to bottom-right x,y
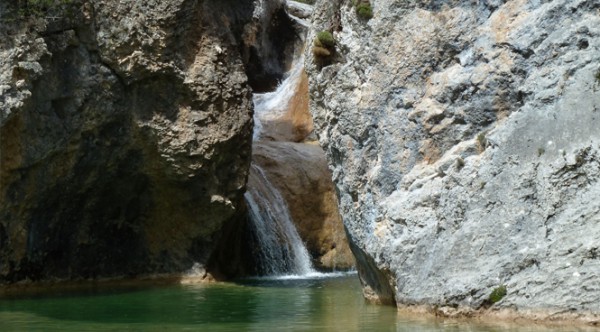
245,163 -> 315,276
245,50 -> 318,276
252,55 -> 306,141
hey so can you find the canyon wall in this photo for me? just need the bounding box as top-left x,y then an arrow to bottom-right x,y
306,0 -> 600,322
0,0 -> 263,283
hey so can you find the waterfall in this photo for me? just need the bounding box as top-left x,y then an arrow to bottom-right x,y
252,55 -> 305,141
245,163 -> 315,276
245,54 -> 316,276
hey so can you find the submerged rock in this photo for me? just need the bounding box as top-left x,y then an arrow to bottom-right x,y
306,0 -> 600,322
0,0 -> 256,283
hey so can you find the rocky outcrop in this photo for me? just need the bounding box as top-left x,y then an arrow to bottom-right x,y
306,0 -> 600,322
0,0 -> 257,283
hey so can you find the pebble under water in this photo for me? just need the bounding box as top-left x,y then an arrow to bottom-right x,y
0,274 -> 586,331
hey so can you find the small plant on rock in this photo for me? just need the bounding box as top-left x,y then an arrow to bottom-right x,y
356,3 -> 373,19
353,0 -> 373,20
488,285 -> 507,304
476,132 -> 487,153
313,31 -> 336,65
537,147 -> 545,157
316,31 -> 335,48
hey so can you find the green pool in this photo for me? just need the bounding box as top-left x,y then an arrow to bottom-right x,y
0,273 -> 584,331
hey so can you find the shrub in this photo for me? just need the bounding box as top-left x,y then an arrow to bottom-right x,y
356,3 -> 373,19
313,31 -> 335,63
317,31 -> 335,48
488,285 -> 507,304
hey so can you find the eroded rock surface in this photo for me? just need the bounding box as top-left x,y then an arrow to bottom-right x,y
306,0 -> 600,321
0,0 -> 256,283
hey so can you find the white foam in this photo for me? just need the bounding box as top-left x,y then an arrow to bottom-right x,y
247,270 -> 358,281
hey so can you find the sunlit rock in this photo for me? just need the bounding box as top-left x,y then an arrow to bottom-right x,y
306,0 -> 600,322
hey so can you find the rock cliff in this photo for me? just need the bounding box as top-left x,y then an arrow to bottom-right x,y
0,0 -> 260,283
306,0 -> 600,322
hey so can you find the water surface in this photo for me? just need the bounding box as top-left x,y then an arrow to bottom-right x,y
0,274 -> 586,331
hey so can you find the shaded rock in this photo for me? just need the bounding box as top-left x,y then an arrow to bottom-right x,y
241,0 -> 302,92
0,0 -> 255,283
306,0 -> 600,321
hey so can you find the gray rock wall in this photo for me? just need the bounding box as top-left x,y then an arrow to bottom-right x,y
306,0 -> 600,321
0,0 -> 257,282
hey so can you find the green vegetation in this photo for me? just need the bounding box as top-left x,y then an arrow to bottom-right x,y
488,285 -> 507,304
353,0 -> 373,20
313,31 -> 336,64
317,31 -> 335,48
595,68 -> 600,83
356,3 -> 373,19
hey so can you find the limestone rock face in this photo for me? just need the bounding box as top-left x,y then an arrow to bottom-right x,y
0,0 -> 256,283
306,0 -> 600,320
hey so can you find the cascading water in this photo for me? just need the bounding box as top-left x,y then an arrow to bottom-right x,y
245,163 -> 315,276
246,54 -> 317,276
252,55 -> 306,141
